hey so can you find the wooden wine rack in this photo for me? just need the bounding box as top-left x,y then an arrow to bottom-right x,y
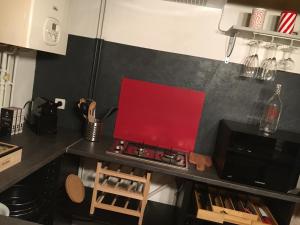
90,162 -> 151,225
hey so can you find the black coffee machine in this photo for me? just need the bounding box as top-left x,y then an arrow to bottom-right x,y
27,97 -> 62,135
213,120 -> 300,193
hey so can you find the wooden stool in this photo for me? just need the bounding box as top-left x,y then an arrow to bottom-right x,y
90,162 -> 151,225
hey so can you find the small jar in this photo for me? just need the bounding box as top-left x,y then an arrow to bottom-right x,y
84,119 -> 103,142
249,8 -> 267,30
277,10 -> 297,34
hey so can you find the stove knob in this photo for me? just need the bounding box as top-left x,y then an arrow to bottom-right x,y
115,145 -> 121,153
137,147 -> 144,156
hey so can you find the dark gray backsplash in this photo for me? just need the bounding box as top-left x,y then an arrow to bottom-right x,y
33,35 -> 96,131
33,37 -> 300,154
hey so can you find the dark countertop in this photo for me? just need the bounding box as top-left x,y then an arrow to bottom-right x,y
0,215 -> 39,225
67,136 -> 300,203
0,127 -> 80,193
0,127 -> 298,225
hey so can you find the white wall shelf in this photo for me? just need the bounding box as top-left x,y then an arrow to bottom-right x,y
226,25 -> 300,46
224,25 -> 300,63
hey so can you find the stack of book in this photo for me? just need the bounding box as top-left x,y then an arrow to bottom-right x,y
0,107 -> 25,136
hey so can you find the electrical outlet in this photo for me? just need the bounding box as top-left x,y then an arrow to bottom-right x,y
55,98 -> 66,109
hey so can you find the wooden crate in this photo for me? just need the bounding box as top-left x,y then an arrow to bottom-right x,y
195,191 -> 278,225
90,162 -> 151,225
208,193 -> 259,221
0,142 -> 22,172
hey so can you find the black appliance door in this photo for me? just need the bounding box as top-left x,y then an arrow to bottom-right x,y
222,153 -> 265,185
222,152 -> 296,192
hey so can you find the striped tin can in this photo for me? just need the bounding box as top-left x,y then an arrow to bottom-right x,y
277,10 -> 298,34
249,8 -> 267,30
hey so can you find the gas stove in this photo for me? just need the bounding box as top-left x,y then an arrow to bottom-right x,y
106,140 -> 189,170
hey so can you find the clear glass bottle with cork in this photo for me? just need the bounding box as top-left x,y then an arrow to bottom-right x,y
259,84 -> 283,135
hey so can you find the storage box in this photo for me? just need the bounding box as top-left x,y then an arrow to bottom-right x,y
0,142 -> 22,172
195,190 -> 278,225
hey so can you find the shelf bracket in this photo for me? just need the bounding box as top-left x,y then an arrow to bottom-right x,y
290,39 -> 294,48
225,33 -> 237,64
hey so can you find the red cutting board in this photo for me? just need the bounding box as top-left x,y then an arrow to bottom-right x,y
114,78 -> 205,153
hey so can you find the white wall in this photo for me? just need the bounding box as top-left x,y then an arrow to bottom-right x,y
102,0 -> 227,60
11,50 -> 36,108
68,0 -> 102,38
101,0 -> 300,74
11,0 -> 300,108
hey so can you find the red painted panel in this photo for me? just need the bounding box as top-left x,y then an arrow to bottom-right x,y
114,78 -> 205,153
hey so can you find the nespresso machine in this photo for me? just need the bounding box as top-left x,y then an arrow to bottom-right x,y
27,97 -> 62,135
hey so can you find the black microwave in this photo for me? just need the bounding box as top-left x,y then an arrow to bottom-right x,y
213,120 -> 300,193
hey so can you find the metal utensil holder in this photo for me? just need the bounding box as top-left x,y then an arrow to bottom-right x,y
84,120 -> 103,142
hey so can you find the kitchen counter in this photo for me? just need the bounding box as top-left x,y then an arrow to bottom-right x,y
0,127 -> 80,193
67,136 -> 300,203
0,215 -> 39,225
0,128 -> 298,225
